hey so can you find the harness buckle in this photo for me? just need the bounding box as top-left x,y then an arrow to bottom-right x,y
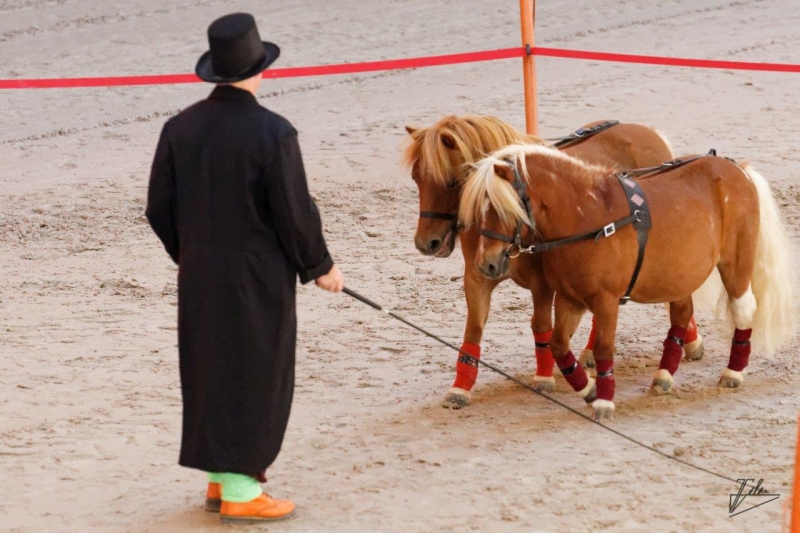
619,295 -> 631,305
603,223 -> 616,238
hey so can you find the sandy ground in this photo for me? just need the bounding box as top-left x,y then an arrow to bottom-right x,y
2,0 -> 800,531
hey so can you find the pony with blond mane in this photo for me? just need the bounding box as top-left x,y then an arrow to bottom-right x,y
404,115 -> 704,408
461,143 -> 798,419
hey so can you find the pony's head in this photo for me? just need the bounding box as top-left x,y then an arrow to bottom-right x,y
403,115 -> 538,257
460,145 -> 552,279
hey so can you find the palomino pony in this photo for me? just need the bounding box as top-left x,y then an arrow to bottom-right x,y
460,143 -> 798,419
404,115 -> 704,408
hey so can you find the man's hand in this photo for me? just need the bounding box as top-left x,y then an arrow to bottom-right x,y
315,264 -> 344,293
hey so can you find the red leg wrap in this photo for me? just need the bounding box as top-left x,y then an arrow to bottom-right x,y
595,359 -> 615,401
556,351 -> 589,393
685,316 -> 698,344
584,316 -> 597,351
728,328 -> 752,372
659,325 -> 687,375
533,330 -> 555,378
452,342 -> 481,391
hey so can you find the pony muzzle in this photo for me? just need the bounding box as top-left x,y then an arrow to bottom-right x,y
476,250 -> 509,279
414,223 -> 456,257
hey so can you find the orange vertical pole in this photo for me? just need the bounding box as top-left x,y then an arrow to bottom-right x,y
519,0 -> 538,135
792,413 -> 800,532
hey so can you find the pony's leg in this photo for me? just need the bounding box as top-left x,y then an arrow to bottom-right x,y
588,296 -> 620,420
717,247 -> 757,388
683,315 -> 705,361
551,294 -> 596,404
650,297 -> 693,395
443,265 -> 500,409
530,271 -> 556,392
579,317 -> 597,369
720,284 -> 756,388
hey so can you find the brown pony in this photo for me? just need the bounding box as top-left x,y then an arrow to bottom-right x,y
461,144 -> 798,419
404,115 -> 704,408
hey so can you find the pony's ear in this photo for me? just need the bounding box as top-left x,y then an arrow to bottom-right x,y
440,133 -> 457,150
405,125 -> 418,135
494,164 -> 515,182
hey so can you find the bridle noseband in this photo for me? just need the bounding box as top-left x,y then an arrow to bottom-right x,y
418,177 -> 466,237
419,210 -> 458,230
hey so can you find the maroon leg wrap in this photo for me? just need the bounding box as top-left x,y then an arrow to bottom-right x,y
659,325 -> 687,375
556,351 -> 589,393
728,328 -> 752,372
595,359 -> 615,401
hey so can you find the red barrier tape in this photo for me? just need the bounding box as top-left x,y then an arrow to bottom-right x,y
0,48 -> 522,89
534,47 -> 800,73
1,46 -> 798,89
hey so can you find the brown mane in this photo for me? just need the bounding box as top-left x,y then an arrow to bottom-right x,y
403,115 -> 542,186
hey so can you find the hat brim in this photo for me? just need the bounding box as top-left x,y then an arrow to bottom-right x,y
195,42 -> 280,83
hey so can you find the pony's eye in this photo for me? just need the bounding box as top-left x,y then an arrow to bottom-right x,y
446,180 -> 458,190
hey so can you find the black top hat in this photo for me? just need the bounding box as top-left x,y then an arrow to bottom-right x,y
195,13 -> 280,83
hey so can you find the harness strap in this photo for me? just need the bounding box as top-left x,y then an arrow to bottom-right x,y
618,154 -> 708,180
550,120 -> 620,148
616,174 -> 652,305
489,211 -> 641,253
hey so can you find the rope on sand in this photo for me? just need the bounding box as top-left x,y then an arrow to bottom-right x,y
343,286 -> 764,492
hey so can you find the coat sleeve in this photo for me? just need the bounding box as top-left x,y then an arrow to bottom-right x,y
145,122 -> 180,264
266,130 -> 334,284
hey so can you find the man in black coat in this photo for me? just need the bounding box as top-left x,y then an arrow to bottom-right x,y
146,13 -> 343,523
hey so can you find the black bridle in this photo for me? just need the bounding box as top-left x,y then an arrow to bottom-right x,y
419,210 -> 458,229
478,161 -> 536,258
479,151 -> 718,304
418,177 -> 463,242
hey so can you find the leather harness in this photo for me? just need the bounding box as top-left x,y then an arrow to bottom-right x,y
549,120 -> 620,149
480,151 -> 718,305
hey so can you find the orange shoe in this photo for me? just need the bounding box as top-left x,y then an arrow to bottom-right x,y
205,482 -> 222,512
220,493 -> 296,523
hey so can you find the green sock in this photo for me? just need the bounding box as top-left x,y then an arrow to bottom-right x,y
219,472 -> 263,503
207,472 -> 223,484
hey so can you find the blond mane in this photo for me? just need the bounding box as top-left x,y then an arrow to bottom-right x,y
459,144 -> 595,228
403,115 -> 542,186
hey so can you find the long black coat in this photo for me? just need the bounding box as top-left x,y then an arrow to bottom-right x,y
146,85 -> 332,476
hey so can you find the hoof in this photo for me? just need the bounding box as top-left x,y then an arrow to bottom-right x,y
579,377 -> 597,404
579,348 -> 596,368
684,336 -> 704,361
532,375 -> 555,393
442,387 -> 471,409
592,399 -> 615,420
718,368 -> 743,389
649,368 -> 674,395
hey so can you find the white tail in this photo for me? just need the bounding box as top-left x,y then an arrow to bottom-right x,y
745,165 -> 799,354
692,165 -> 798,355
